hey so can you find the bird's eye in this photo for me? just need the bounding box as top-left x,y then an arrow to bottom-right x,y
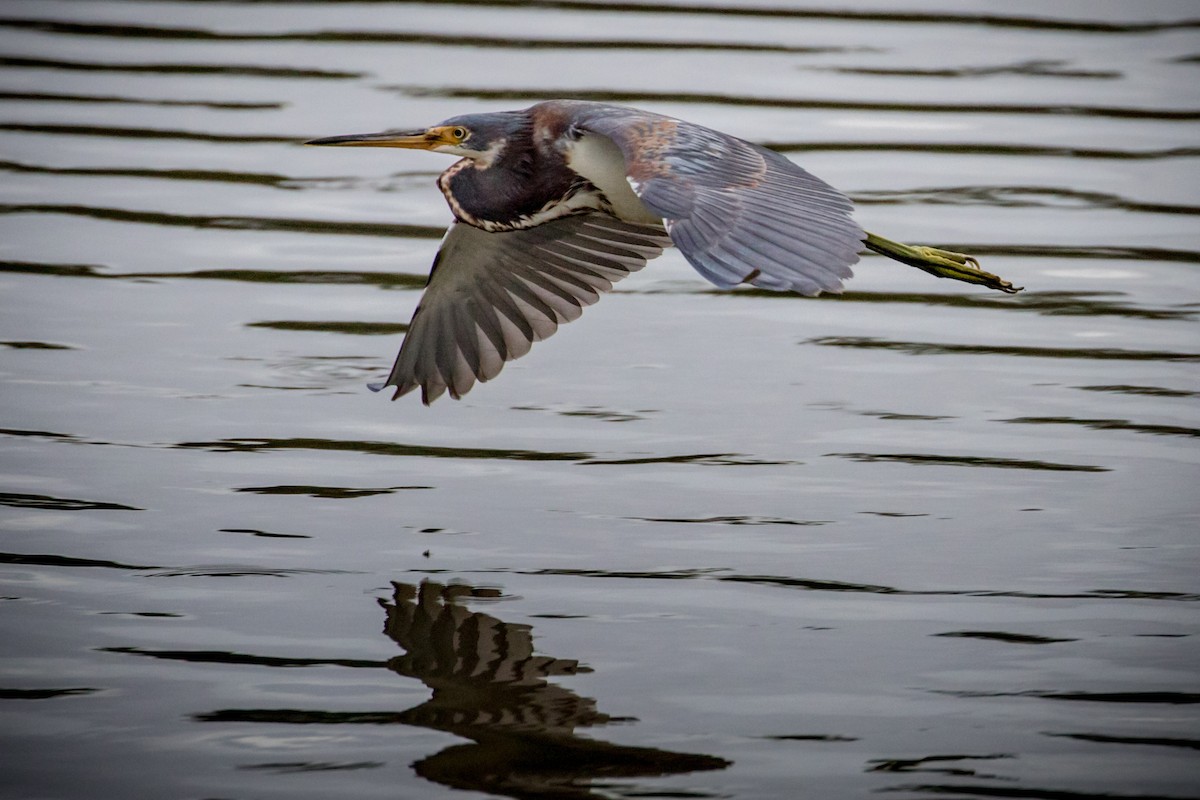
451,127 -> 468,140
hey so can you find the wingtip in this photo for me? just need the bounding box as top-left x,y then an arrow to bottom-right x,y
368,379 -> 420,403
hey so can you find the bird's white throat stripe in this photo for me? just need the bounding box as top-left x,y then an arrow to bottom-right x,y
437,159 -> 475,224
565,134 -> 660,224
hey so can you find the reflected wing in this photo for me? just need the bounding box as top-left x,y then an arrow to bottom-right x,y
375,211 -> 671,404
577,108 -> 864,295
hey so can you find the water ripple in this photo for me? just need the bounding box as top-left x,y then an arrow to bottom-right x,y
100,646 -> 387,669
885,783 -> 1193,799
0,552 -> 156,570
238,762 -> 384,773
145,566 -> 359,578
0,687 -> 98,700
233,484 -> 431,498
0,427 -> 81,441
394,86 -> 1200,121
633,515 -> 830,526
581,453 -> 793,466
1075,385 -> 1199,398
3,159 -> 438,192
0,90 -> 281,109
0,204 -> 444,239
506,568 -> 1200,601
769,141 -> 1200,160
0,159 -> 299,189
812,59 -> 1121,80
0,551 -> 357,579
853,186 -> 1200,217
512,404 -> 654,423
1045,732 -> 1200,752
719,289 -> 1193,321
0,55 -> 361,79
1,340 -> 74,349
934,630 -> 1077,645
0,491 -> 141,511
825,452 -> 1109,472
999,417 -> 1200,439
868,753 -> 1011,775
228,1 -> 1200,33
0,18 -> 864,54
175,436 -> 591,462
194,709 -> 415,724
0,122 -> 293,143
936,690 -> 1200,704
219,528 -> 311,540
247,320 -> 410,335
809,337 -> 1200,363
0,259 -> 429,290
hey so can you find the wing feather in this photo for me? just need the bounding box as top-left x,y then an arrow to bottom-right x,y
573,104 -> 865,295
477,279 -> 537,348
376,212 -> 671,404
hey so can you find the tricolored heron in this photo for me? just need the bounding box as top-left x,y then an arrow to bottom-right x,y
308,100 -> 1020,405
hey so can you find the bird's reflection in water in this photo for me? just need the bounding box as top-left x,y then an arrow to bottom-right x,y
382,580 -> 729,798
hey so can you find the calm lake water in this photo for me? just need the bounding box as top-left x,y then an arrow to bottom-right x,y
2,2 -> 1199,798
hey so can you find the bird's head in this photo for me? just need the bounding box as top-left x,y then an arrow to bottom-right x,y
305,112 -> 525,165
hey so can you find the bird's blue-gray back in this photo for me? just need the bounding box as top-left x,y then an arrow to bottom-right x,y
565,102 -> 864,295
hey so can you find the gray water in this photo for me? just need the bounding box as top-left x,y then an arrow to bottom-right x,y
2,2 -> 1199,798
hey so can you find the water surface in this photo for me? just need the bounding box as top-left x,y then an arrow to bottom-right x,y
2,2 -> 1199,798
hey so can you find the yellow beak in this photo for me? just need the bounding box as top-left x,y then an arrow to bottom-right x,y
305,126 -> 459,150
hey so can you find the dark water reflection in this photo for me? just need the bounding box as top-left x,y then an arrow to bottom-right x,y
3,1 -> 1200,798
386,581 -> 729,797
194,581 -> 730,799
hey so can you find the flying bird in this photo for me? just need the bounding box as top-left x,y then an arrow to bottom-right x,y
308,100 -> 1019,405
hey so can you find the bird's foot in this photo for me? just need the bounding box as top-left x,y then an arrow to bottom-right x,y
864,232 -> 1022,294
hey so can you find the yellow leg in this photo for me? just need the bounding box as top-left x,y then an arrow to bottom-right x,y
864,232 -> 1022,294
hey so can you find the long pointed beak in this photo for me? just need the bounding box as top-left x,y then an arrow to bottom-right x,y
305,129 -> 441,149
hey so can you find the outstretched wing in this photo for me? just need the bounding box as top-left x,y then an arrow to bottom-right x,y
375,211 -> 672,404
575,106 -> 864,295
